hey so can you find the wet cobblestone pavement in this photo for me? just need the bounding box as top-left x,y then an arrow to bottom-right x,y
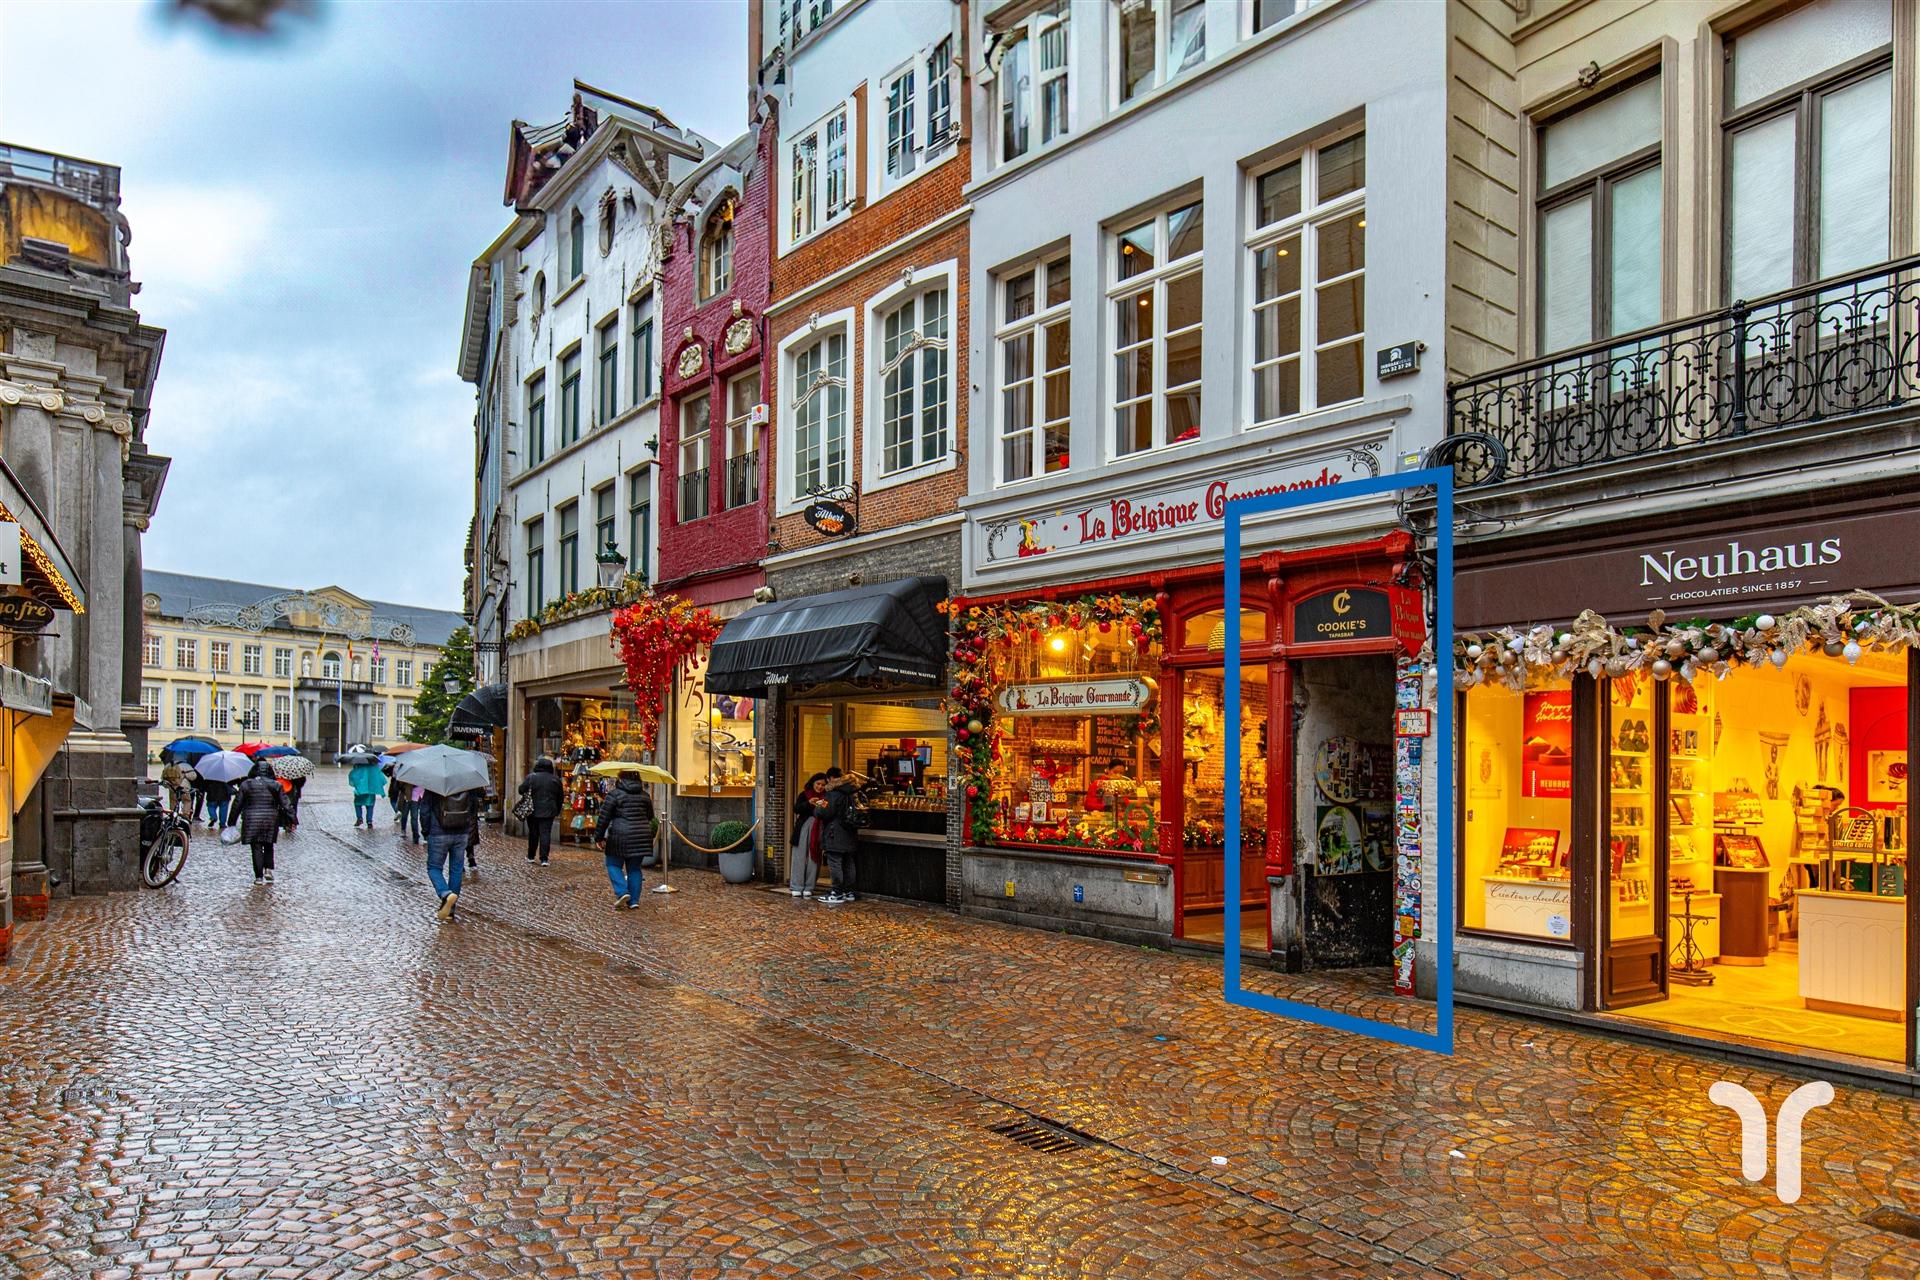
2,773 -> 1919,1277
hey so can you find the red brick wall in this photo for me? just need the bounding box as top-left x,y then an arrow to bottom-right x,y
766,140 -> 971,561
656,114 -> 779,590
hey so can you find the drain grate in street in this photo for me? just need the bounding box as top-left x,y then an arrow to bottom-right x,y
988,1118 -> 1095,1154
1863,1207 -> 1920,1240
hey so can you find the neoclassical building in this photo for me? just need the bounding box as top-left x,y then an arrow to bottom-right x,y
140,572 -> 463,757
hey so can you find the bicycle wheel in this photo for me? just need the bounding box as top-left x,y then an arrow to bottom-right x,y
143,829 -> 188,888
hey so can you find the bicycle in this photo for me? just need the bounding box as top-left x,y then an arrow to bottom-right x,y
137,791 -> 190,888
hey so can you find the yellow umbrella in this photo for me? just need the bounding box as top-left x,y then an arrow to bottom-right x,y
588,760 -> 676,784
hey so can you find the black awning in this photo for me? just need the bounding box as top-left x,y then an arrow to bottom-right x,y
706,575 -> 949,695
449,682 -> 509,730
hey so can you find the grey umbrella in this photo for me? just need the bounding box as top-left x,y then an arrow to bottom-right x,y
391,744 -> 491,797
336,750 -> 380,766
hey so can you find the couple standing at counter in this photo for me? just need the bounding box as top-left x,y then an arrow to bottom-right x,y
790,769 -> 861,904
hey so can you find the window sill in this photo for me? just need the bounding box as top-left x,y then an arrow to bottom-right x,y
783,207 -> 858,257
875,145 -> 958,204
865,451 -> 957,496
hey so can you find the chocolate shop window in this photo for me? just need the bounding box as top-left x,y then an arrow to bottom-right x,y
1461,678 -> 1575,941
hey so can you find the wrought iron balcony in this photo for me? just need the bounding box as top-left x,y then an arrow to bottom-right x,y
1445,256 -> 1920,488
0,142 -> 121,212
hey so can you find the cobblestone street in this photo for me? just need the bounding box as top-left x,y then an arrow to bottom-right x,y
1,773 -> 1918,1279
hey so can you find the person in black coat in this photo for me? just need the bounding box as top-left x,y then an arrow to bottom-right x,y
202,776 -> 235,830
518,756 -> 565,865
594,772 -> 656,909
815,768 -> 860,904
230,758 -> 292,885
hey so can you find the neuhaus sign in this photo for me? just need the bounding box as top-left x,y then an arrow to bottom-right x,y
1457,507 -> 1920,630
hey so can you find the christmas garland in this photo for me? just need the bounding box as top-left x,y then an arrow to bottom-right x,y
508,573 -> 652,641
1455,592 -> 1920,691
939,594 -> 1164,848
608,592 -> 722,746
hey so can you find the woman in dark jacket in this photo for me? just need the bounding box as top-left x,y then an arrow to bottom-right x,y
815,770 -> 860,905
518,756 -> 565,865
788,773 -> 826,897
231,758 -> 291,885
594,772 -> 656,909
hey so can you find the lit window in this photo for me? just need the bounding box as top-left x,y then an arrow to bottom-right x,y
210,640 -> 230,674
1248,131 -> 1366,421
996,254 -> 1072,483
1110,198 -> 1204,457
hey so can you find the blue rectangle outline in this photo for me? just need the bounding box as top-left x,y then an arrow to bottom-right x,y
1223,466 -> 1455,1055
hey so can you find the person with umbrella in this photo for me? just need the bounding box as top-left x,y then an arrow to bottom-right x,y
231,757 -> 292,885
345,753 -> 384,829
392,746 -> 488,922
190,750 -> 254,833
517,757 -> 564,865
160,758 -> 187,814
594,767 -> 658,910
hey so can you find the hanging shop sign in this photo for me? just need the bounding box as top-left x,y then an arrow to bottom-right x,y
1292,587 -> 1391,644
0,523 -> 19,586
804,498 -> 857,538
1456,505 -> 1920,629
979,454 -> 1357,567
1388,583 -> 1426,652
0,592 -> 54,632
994,677 -> 1154,717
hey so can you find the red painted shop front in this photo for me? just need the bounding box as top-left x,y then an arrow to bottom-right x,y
953,532 -> 1421,955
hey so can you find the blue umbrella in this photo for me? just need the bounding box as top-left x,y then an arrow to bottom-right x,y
162,737 -> 221,762
254,745 -> 299,759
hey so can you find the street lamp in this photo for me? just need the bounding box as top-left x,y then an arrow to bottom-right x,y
443,671 -> 462,696
595,531 -> 627,590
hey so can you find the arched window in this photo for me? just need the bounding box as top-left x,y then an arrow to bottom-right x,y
321,650 -> 342,680
700,202 -> 735,299
598,189 -> 617,255
569,208 -> 585,280
532,271 -> 547,315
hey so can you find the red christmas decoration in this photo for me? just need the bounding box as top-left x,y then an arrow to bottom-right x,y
608,592 -> 722,748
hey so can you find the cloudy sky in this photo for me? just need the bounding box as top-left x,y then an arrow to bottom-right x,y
0,0 -> 747,611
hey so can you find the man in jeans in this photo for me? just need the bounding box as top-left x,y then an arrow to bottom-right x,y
422,787 -> 479,922
816,767 -> 860,905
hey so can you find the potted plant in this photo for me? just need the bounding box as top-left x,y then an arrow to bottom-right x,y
711,820 -> 755,884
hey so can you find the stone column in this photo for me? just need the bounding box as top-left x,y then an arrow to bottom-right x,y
4,347 -> 63,913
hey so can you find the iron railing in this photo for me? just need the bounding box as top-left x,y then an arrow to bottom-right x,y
678,466 -> 710,521
725,452 -> 759,510
0,143 -> 120,212
1446,256 -> 1920,487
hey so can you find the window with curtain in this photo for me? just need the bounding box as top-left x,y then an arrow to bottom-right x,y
997,253 -> 1071,483
1724,0 -> 1892,299
1249,131 -> 1366,420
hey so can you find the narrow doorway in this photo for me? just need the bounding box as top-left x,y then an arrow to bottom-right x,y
1292,654 -> 1397,969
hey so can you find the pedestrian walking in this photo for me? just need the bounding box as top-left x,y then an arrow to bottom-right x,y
518,756 -> 564,865
288,774 -> 307,825
817,767 -> 861,905
348,759 -> 385,828
387,770 -> 407,824
277,775 -> 299,832
406,786 -> 426,843
788,772 -> 827,898
187,770 -> 208,824
231,758 -> 292,885
421,785 -> 480,922
594,769 -> 656,910
203,775 -> 234,831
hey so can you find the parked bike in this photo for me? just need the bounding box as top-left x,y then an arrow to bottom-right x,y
137,792 -> 190,888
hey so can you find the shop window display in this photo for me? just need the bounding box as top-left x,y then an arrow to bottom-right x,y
675,649 -> 755,797
790,698 -> 949,835
948,595 -> 1164,853
1460,678 -> 1575,940
529,694 -> 654,844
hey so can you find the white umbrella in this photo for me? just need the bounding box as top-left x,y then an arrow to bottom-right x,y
391,744 -> 491,797
193,750 -> 254,783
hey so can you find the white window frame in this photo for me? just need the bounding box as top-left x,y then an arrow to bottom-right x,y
785,100 -> 856,250
678,391 -> 713,522
879,42 -> 958,195
273,646 -> 293,679
1108,196 -> 1206,460
370,657 -> 386,685
398,658 -> 414,688
862,261 -> 958,492
210,688 -> 232,733
140,684 -> 161,721
142,632 -> 162,668
209,640 -> 231,674
1245,129 -> 1367,428
273,693 -> 292,735
370,701 -> 387,741
242,691 -> 263,730
724,367 -> 763,510
174,637 -> 197,671
778,308 -> 855,512
994,251 -> 1073,487
242,643 -> 263,676
1112,0 -> 1208,107
173,686 -> 196,730
995,1 -> 1072,167
396,699 -> 414,738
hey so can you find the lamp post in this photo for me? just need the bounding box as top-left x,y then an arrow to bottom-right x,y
595,532 -> 626,591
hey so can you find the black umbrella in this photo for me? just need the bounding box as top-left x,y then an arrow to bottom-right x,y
450,682 -> 508,731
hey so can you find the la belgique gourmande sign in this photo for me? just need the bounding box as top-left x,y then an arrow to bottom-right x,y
983,458 -> 1347,565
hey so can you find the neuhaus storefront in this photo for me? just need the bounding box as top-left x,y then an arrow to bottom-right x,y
958,447 -> 1436,983
1455,498 -> 1920,1073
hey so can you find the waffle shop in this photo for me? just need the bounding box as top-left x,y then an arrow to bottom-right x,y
1454,500 -> 1920,1075
957,439 -> 1435,979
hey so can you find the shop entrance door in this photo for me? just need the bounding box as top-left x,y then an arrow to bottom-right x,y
1601,674 -> 1668,1008
1174,665 -> 1270,947
1292,654 -> 1397,968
